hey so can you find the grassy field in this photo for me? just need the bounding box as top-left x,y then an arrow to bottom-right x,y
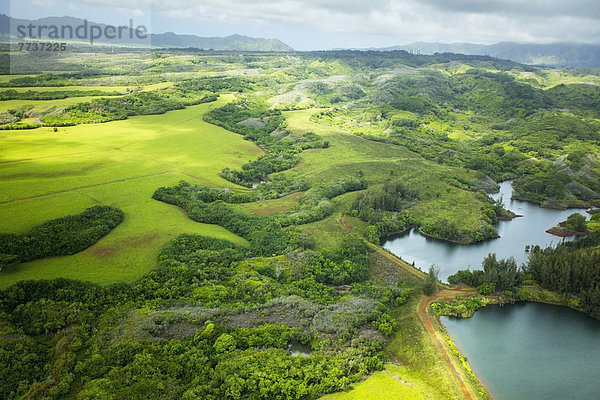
282,109 -> 492,240
282,109 -> 419,182
1,86 -> 127,93
385,297 -> 486,400
0,95 -> 260,287
0,83 -> 174,113
232,191 -> 304,216
0,102 -> 490,287
0,95 -> 125,113
0,74 -> 34,83
319,364 -> 437,400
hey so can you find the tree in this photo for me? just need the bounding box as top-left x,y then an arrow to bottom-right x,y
365,225 -> 380,244
482,253 -> 520,291
423,265 -> 439,295
448,269 -> 485,287
478,282 -> 496,295
566,213 -> 587,232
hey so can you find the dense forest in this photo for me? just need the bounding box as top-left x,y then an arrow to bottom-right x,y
0,226 -> 411,399
0,206 -> 124,269
525,233 -> 600,318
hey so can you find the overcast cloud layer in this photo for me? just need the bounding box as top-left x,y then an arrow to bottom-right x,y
7,0 -> 600,50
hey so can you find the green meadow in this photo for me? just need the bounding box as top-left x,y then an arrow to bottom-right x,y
0,96 -> 121,113
319,364 -> 435,400
1,49 -> 598,399
0,83 -> 173,112
0,95 -> 260,287
282,109 -> 492,242
0,99 -> 489,287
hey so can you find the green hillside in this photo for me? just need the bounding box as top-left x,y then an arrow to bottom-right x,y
0,49 -> 598,400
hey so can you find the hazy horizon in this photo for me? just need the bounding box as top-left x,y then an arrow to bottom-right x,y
3,0 -> 600,51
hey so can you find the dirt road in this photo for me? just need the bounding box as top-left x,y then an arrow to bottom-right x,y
419,285 -> 477,400
338,212 -> 478,399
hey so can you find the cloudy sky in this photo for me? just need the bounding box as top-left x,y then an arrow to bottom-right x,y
5,0 -> 600,50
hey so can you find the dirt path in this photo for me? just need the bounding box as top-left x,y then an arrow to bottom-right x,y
418,285 -> 477,400
338,212 -> 477,399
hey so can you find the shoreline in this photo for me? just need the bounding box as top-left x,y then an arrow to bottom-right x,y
437,322 -> 495,399
510,194 -> 593,211
384,227 -> 501,246
432,284 -> 593,321
545,227 -> 589,238
431,288 -> 594,400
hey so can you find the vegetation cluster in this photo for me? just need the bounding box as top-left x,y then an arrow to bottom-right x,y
0,206 -> 124,269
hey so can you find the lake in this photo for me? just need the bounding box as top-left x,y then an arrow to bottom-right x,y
383,181 -> 587,281
383,181 -> 599,399
441,303 -> 600,400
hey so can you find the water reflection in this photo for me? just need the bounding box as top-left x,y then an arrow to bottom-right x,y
441,303 -> 600,400
383,181 -> 588,281
288,342 -> 312,357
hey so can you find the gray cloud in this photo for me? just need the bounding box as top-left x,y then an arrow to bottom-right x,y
150,0 -> 600,47
12,0 -> 600,48
418,0 -> 600,19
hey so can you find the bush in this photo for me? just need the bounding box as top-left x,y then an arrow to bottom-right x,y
423,266 -> 439,295
566,213 -> 587,232
477,283 -> 496,295
214,334 -> 237,353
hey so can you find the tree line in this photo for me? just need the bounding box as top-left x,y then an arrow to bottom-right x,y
41,90 -> 217,126
0,89 -> 119,101
525,233 -> 600,318
447,234 -> 600,318
0,206 -> 124,269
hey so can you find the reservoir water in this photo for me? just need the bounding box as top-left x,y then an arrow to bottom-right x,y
441,303 -> 600,400
383,181 -> 587,281
383,181 -> 598,399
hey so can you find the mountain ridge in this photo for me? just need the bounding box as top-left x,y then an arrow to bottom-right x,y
0,14 -> 294,52
2,14 -> 599,65
365,41 -> 600,67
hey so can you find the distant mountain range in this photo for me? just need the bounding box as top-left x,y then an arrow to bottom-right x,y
150,32 -> 292,52
0,14 -> 293,52
2,14 -> 599,66
367,41 -> 600,67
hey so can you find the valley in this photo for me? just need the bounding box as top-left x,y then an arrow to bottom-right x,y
1,48 -> 599,399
